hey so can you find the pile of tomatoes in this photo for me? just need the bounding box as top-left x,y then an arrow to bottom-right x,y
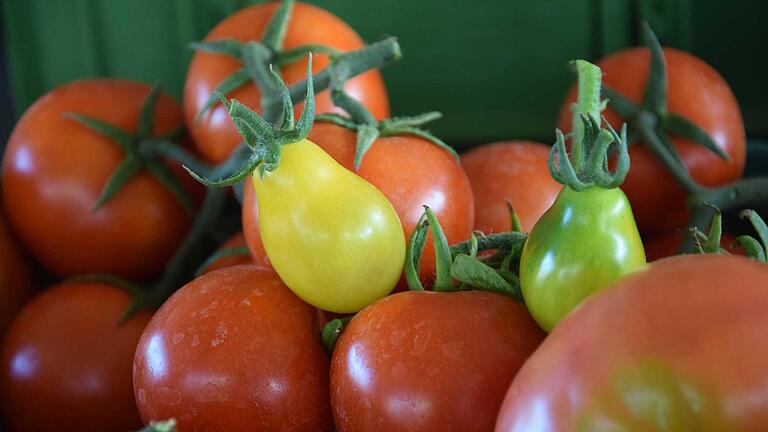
1,1 -> 766,431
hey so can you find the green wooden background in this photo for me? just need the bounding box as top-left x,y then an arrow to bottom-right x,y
2,0 -> 766,148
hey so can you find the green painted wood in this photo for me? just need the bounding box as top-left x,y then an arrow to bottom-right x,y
1,0 -> 764,147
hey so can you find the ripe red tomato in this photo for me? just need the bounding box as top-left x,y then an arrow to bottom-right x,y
242,123 -> 474,288
184,2 -> 390,164
0,210 -> 35,335
461,141 -> 562,233
644,230 -> 742,261
0,282 -> 151,432
496,254 -> 768,431
2,79 -> 202,279
558,48 -> 745,235
133,265 -> 332,431
199,232 -> 253,275
331,290 -> 545,431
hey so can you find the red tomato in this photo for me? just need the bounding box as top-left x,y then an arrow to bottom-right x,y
184,2 -> 390,164
133,265 -> 332,431
2,79 -> 202,279
558,48 -> 746,235
242,123 -> 474,288
644,230 -> 743,261
199,232 -> 253,275
496,254 -> 768,431
0,210 -> 35,335
0,282 -> 151,432
331,290 -> 545,431
461,141 -> 562,233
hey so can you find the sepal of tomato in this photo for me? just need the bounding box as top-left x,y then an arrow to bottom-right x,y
183,0 -> 389,163
188,59 -> 405,314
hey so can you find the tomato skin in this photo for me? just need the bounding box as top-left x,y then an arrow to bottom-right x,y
0,282 -> 151,432
461,141 -> 561,233
497,254 -> 768,431
242,123 -> 473,288
253,138 -> 405,313
0,210 -> 34,335
520,186 -> 646,331
558,47 -> 746,235
184,2 -> 389,164
2,79 -> 201,279
133,265 -> 332,431
311,123 -> 474,284
199,232 -> 254,275
331,290 -> 545,432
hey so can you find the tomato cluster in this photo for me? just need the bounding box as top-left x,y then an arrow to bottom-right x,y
1,2 -> 765,432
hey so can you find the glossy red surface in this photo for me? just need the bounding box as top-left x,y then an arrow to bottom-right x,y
331,290 -> 544,432
1,79 -> 201,279
0,283 -> 151,432
133,265 -> 333,431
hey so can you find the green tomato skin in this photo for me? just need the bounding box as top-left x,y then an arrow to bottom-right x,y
520,186 -> 646,332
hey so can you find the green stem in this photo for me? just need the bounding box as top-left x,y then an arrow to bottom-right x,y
150,187 -> 228,307
637,113 -> 703,195
570,60 -> 603,169
449,231 -> 527,257
285,37 -> 401,105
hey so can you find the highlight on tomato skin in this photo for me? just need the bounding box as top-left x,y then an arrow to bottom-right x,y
183,1 -> 390,164
0,282 -> 152,432
1,79 -> 203,280
330,290 -> 545,432
132,265 -> 334,432
496,254 -> 768,432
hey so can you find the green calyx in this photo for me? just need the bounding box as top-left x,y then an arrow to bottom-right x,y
65,84 -> 193,214
550,60 -> 629,191
405,205 -> 526,299
185,55 -> 316,186
191,0 -> 333,122
601,22 -> 728,195
693,207 -> 768,262
314,51 -> 455,170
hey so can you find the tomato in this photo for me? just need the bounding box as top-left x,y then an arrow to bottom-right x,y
520,186 -> 646,331
497,254 -> 768,431
252,138 -> 405,313
557,47 -> 746,235
461,141 -> 561,233
184,1 -> 389,164
243,123 -> 473,288
2,79 -> 202,279
644,230 -> 743,261
133,265 -> 332,431
330,290 -> 544,432
0,282 -> 151,432
199,232 -> 253,275
0,210 -> 34,336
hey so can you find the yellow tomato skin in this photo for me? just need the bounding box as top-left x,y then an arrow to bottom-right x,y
253,138 -> 405,313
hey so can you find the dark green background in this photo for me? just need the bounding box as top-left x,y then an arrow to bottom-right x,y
2,0 -> 766,148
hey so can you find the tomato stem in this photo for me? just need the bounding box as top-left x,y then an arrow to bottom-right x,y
549,60 -> 629,191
